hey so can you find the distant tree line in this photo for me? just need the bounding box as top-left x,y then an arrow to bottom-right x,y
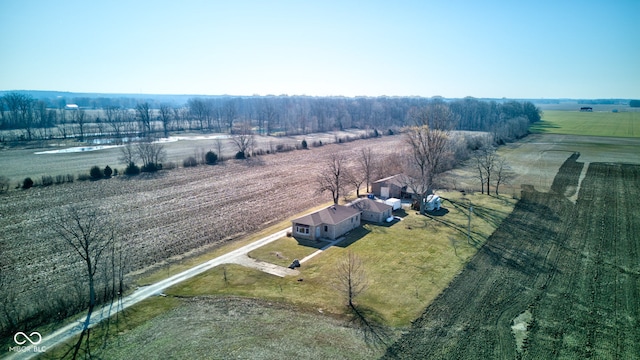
0,92 -> 541,143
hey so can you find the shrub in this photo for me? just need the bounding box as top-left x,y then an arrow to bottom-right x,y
125,162 -> 140,176
113,168 -> 119,176
301,139 -> 308,149
41,175 -> 53,186
77,173 -> 92,181
373,129 -> 379,137
388,129 -> 394,136
183,156 -> 198,167
103,165 -> 113,178
0,176 -> 9,192
205,151 -> 218,165
141,163 -> 161,172
22,177 -> 34,189
235,151 -> 246,159
163,162 -> 177,170
66,174 -> 74,183
90,166 -> 103,180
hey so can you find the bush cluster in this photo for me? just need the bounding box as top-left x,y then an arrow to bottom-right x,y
205,151 -> 218,165
125,162 -> 140,175
183,156 -> 198,167
22,177 -> 33,189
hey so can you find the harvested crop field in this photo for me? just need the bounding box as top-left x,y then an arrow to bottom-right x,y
384,155 -> 640,358
0,135 -> 403,334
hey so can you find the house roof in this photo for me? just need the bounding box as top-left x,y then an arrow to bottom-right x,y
350,198 -> 392,213
372,174 -> 408,188
293,205 -> 361,226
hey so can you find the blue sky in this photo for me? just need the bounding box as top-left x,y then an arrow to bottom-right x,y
1,0 -> 638,98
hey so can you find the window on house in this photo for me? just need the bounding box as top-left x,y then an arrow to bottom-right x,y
296,225 -> 310,235
324,225 -> 328,232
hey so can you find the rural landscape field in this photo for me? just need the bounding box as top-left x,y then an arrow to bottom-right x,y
1,98 -> 639,359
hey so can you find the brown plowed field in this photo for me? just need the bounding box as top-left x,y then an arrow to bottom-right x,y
385,155 -> 640,359
0,136 -> 403,333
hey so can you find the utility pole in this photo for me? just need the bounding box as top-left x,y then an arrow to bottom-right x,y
467,205 -> 473,244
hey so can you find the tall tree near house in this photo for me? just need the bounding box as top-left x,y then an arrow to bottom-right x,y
230,121 -> 255,159
158,104 -> 172,137
51,206 -> 115,360
317,153 -> 350,205
346,165 -> 366,198
404,104 -> 455,213
404,125 -> 451,213
135,102 -> 152,137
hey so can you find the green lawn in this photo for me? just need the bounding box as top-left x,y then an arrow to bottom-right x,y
167,192 -> 516,327
530,110 -> 640,138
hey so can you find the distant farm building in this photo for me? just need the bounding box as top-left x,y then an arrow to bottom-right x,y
350,198 -> 393,224
580,107 -> 593,112
291,205 -> 361,240
64,104 -> 79,110
371,174 -> 409,199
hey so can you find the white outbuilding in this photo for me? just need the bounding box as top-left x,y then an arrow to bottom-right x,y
426,194 -> 441,211
384,198 -> 402,211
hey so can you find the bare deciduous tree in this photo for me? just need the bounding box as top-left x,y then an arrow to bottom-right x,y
135,102 -> 152,137
345,166 -> 366,198
359,147 -> 375,193
334,251 -> 368,309
223,99 -> 238,132
494,157 -> 515,196
52,206 -> 114,359
136,140 -> 166,169
119,143 -> 136,166
73,109 -> 87,142
158,104 -> 173,137
230,121 -> 255,159
317,153 -> 350,204
472,141 -> 498,195
404,125 -> 451,213
215,138 -> 224,161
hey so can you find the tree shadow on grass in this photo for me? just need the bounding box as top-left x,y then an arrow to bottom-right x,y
347,304 -> 393,350
425,207 -> 449,217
